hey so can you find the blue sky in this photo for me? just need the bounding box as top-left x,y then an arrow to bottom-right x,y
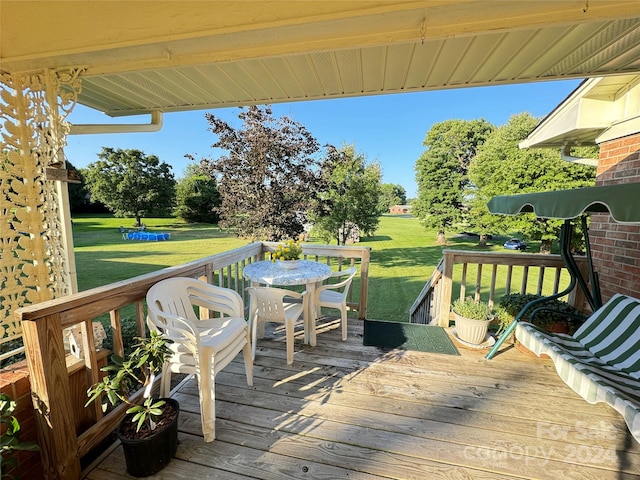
65,79 -> 582,199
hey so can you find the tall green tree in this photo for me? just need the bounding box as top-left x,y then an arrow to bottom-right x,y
199,105 -> 321,241
468,113 -> 596,252
379,183 -> 407,212
413,119 -> 494,244
311,144 -> 383,245
174,164 -> 220,223
65,160 -> 89,214
84,148 -> 175,226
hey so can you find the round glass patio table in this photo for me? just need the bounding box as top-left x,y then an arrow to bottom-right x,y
243,260 -> 332,346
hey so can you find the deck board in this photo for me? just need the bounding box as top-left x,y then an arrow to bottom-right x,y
84,319 -> 640,479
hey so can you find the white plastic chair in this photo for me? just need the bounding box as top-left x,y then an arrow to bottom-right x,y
313,267 -> 357,341
246,287 -> 306,365
146,277 -> 253,442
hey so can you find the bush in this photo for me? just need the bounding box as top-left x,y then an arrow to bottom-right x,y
174,174 -> 220,224
0,393 -> 40,478
498,293 -> 585,334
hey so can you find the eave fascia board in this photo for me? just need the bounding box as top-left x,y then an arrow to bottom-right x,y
68,110 -> 163,135
519,78 -> 610,149
596,115 -> 640,144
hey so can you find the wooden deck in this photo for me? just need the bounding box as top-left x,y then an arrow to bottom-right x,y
84,318 -> 640,479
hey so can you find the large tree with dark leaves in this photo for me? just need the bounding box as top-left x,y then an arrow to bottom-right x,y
413,119 -> 494,244
84,148 -> 175,226
200,105 -> 321,240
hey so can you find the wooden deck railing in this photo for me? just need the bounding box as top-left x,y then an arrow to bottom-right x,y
410,249 -> 589,326
16,242 -> 370,480
409,257 -> 444,325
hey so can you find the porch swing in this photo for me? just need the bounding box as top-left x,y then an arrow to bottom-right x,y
486,182 -> 640,359
483,182 -> 640,443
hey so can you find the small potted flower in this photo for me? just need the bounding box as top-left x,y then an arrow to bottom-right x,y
270,238 -> 303,269
452,297 -> 505,345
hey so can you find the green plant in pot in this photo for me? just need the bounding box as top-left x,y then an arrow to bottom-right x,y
86,331 -> 178,478
452,298 -> 505,345
498,293 -> 586,336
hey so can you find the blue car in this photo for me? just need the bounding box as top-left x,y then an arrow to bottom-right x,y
504,238 -> 526,251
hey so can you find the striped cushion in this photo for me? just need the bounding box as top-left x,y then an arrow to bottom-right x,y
516,293 -> 640,444
573,294 -> 640,379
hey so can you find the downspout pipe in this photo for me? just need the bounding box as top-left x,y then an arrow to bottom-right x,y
69,110 -> 163,135
560,144 -> 598,167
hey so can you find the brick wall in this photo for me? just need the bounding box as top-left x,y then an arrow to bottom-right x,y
591,132 -> 640,302
0,362 -> 44,480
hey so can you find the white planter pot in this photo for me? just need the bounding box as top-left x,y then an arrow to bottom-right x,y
277,259 -> 301,270
453,312 -> 491,345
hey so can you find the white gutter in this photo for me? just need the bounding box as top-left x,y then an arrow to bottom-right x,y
559,144 -> 598,167
69,110 -> 163,135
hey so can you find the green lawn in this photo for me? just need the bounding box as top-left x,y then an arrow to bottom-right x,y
73,214 -> 536,321
357,216 -> 552,320
72,215 -> 247,290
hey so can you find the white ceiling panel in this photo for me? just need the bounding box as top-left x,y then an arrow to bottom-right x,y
334,49 -> 363,95
263,58 -> 306,100
360,47 -> 385,93
7,2 -> 632,117
383,44 -> 413,90
311,52 -> 343,96
284,55 -> 325,101
404,40 -> 443,89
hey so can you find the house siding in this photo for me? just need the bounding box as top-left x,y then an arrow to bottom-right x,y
591,132 -> 640,302
389,205 -> 411,214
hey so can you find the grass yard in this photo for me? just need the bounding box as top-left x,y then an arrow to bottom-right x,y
72,214 -> 549,322
72,215 -> 247,290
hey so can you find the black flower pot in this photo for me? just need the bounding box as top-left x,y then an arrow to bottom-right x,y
117,398 -> 179,477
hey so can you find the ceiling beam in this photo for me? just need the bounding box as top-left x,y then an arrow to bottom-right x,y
3,1 -> 640,75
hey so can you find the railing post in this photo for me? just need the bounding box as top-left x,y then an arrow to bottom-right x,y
571,260 -> 590,312
438,250 -> 455,327
20,312 -> 81,480
359,247 -> 370,320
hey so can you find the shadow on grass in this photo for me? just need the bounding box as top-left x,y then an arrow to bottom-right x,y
369,234 -> 496,269
361,235 -> 392,242
74,254 -> 176,290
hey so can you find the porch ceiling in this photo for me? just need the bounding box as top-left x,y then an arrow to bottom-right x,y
2,1 -> 640,117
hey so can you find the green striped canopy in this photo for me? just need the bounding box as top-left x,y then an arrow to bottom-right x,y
487,183 -> 640,224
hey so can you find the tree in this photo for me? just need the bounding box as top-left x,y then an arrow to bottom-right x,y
198,105 -> 321,240
379,183 -> 407,212
413,119 -> 494,244
84,148 -> 175,226
65,160 -> 89,214
311,144 -> 383,245
468,113 -> 596,253
174,164 -> 220,223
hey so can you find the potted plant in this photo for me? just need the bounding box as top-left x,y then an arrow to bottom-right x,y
452,298 -> 504,345
86,331 -> 178,478
497,293 -> 585,335
270,238 -> 303,269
